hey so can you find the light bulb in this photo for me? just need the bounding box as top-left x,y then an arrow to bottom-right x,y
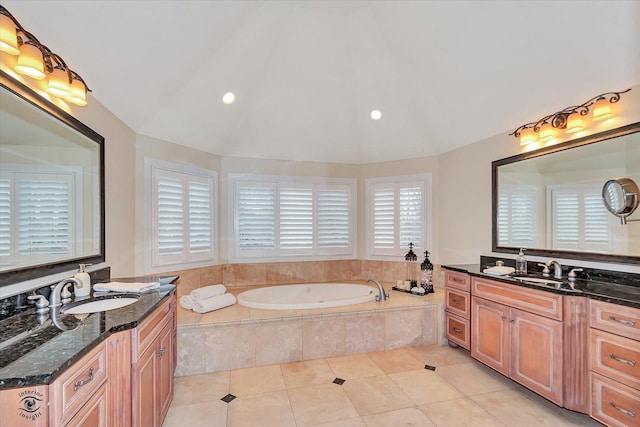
222,92 -> 236,105
370,109 -> 382,120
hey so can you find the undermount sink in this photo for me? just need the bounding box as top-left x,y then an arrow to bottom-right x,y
514,277 -> 563,285
62,296 -> 139,315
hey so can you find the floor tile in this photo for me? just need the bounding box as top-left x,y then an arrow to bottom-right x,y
435,361 -> 515,396
419,397 -> 505,427
326,353 -> 385,379
162,400 -> 227,427
408,344 -> 473,367
229,364 -> 285,397
342,375 -> 414,416
388,369 -> 464,405
367,348 -> 425,373
309,417 -> 366,427
281,358 -> 336,389
289,383 -> 360,426
227,389 -> 296,427
172,371 -> 230,406
361,407 -> 436,427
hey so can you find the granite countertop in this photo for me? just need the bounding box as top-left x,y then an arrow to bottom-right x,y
442,264 -> 640,309
0,276 -> 177,389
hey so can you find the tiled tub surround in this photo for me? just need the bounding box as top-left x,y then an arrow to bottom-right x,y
176,284 -> 444,376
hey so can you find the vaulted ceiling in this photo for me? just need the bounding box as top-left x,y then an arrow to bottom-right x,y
4,1 -> 640,163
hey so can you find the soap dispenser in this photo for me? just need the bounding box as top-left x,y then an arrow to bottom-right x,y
73,264 -> 92,298
516,249 -> 527,275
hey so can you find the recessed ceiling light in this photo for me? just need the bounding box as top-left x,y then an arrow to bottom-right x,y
222,92 -> 236,105
370,109 -> 382,120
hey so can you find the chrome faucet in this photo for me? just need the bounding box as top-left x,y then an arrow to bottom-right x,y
366,278 -> 389,302
545,260 -> 563,279
49,278 -> 81,307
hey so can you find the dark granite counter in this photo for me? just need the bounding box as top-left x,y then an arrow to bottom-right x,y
0,276 -> 177,390
442,264 -> 640,309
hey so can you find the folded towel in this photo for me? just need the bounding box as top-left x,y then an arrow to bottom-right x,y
191,284 -> 227,301
192,293 -> 236,314
483,266 -> 515,276
180,295 -> 194,310
93,281 -> 160,293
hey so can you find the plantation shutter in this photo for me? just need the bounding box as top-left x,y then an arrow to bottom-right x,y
279,187 -> 313,250
317,188 -> 350,249
373,188 -> 395,250
157,177 -> 184,255
0,178 -> 11,257
188,181 -> 212,253
237,184 -> 275,251
399,186 -> 422,249
496,186 -> 536,247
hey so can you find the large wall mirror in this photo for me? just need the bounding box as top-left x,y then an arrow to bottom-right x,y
0,71 -> 105,286
492,121 -> 640,265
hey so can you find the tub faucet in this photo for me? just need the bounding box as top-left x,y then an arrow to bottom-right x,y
49,278 -> 81,307
545,260 -> 563,279
366,278 -> 388,302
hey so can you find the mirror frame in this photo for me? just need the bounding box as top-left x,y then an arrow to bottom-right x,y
492,121 -> 640,265
0,70 -> 105,286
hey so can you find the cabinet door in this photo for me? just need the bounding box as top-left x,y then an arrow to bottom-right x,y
65,383 -> 108,427
132,342 -> 157,427
157,322 -> 175,422
471,297 -> 509,375
509,308 -> 564,405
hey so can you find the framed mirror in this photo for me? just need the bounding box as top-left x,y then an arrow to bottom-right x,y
0,71 -> 105,286
492,121 -> 640,264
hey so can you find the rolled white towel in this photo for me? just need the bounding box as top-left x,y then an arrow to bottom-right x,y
190,284 -> 227,301
180,295 -> 194,310
93,281 -> 160,293
192,293 -> 236,314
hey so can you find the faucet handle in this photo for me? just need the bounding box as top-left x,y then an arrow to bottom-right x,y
538,263 -> 550,275
568,268 -> 583,281
28,294 -> 50,313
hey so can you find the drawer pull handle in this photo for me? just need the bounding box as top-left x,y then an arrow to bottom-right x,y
608,316 -> 636,326
609,401 -> 636,417
452,327 -> 463,333
452,299 -> 462,305
452,278 -> 462,283
74,367 -> 94,391
157,347 -> 166,358
609,353 -> 637,367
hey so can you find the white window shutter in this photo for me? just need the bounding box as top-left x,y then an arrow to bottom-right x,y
279,187 -> 314,250
0,178 -> 11,258
318,188 -> 350,249
188,180 -> 212,253
496,186 -> 537,247
157,177 -> 184,256
399,186 -> 422,249
373,188 -> 395,250
237,184 -> 275,250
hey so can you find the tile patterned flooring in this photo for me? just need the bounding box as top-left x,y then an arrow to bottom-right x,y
163,344 -> 601,426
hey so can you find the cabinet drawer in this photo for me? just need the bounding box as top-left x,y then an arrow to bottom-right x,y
472,278 -> 563,321
590,328 -> 640,390
64,383 -> 108,427
445,288 -> 470,318
445,312 -> 470,350
132,294 -> 175,361
591,372 -> 640,427
50,341 -> 107,427
591,300 -> 640,341
444,270 -> 470,292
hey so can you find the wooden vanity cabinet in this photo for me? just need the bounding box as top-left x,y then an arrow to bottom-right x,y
471,277 -> 588,410
131,294 -> 176,427
589,300 -> 640,427
444,270 -> 471,349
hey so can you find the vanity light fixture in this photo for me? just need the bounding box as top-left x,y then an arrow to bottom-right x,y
0,5 -> 90,106
510,89 -> 631,145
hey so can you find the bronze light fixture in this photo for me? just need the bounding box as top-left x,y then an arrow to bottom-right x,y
510,89 -> 631,145
0,4 -> 90,106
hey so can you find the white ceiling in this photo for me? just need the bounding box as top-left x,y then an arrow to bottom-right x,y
4,1 -> 640,163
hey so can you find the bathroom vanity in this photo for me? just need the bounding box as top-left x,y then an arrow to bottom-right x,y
443,263 -> 639,426
0,280 -> 176,427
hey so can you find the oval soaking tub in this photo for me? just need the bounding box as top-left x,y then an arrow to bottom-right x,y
237,283 -> 377,310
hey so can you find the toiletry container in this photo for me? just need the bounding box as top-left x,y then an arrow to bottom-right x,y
516,249 -> 527,274
74,264 -> 92,298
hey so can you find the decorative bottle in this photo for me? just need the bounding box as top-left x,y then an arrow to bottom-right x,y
516,248 -> 527,275
420,251 -> 434,294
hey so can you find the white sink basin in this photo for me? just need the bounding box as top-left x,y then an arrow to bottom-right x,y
62,297 -> 138,315
515,277 -> 563,285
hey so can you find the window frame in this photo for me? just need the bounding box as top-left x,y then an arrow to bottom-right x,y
144,158 -> 218,274
228,174 -> 357,263
365,173 -> 432,260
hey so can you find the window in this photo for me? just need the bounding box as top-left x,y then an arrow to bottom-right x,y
229,175 -> 356,262
145,159 -> 217,273
366,174 -> 431,259
0,167 -> 81,269
548,183 -> 615,252
497,185 -> 538,247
